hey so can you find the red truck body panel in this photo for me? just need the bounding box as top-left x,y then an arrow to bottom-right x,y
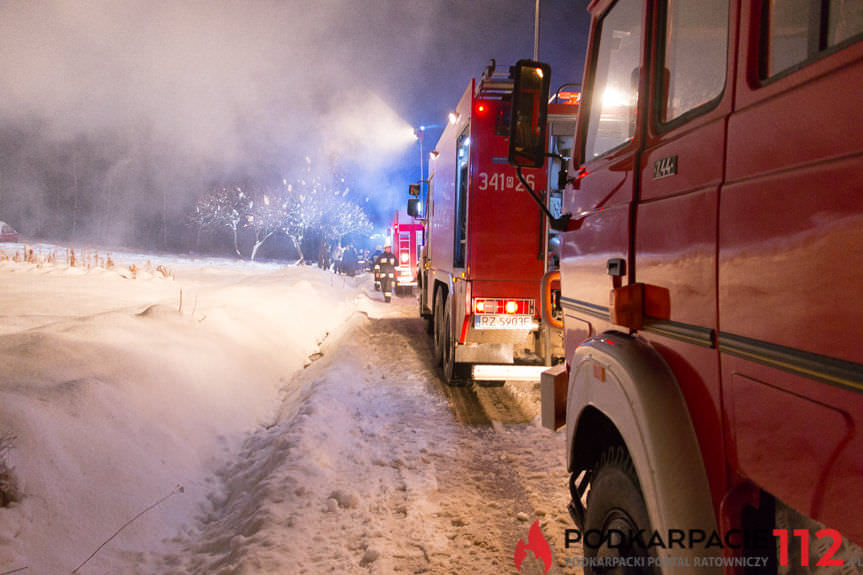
463,99 -> 545,288
719,2 -> 863,543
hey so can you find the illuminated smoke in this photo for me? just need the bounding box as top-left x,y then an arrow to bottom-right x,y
0,0 -> 587,251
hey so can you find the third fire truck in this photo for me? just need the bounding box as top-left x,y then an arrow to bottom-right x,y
390,210 -> 423,296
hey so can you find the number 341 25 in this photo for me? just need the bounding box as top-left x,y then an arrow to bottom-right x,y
477,172 -> 535,192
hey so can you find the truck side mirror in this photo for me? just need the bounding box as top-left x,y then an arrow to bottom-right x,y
508,60 -> 551,168
407,198 -> 422,218
408,183 -> 420,197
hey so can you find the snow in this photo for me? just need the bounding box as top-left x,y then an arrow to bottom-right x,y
0,243 -> 579,574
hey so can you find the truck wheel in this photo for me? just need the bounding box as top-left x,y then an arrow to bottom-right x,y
584,446 -> 657,574
433,292 -> 446,366
442,296 -> 466,386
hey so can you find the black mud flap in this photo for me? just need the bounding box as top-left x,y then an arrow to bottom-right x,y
568,469 -> 591,530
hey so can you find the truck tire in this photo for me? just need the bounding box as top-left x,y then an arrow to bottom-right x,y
422,292 -> 433,334
433,291 -> 446,367
442,296 -> 466,386
584,446 -> 657,574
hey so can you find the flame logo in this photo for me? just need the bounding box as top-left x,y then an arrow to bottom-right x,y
514,520 -> 553,573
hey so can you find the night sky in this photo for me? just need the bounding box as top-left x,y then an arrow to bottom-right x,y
0,0 -> 589,254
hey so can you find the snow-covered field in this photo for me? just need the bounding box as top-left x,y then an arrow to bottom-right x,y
0,243 -> 578,575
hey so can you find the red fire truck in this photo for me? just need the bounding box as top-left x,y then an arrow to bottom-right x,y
412,62 -> 577,385
508,1 -> 863,572
390,210 -> 423,295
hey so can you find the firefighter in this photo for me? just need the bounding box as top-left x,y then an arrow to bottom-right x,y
374,245 -> 397,302
342,245 -> 358,277
371,246 -> 383,291
333,244 -> 345,274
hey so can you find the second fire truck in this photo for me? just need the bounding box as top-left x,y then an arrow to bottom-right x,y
412,61 -> 577,385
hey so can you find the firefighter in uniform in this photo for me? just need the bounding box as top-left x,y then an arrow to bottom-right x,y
371,246 -> 383,290
374,245 -> 397,302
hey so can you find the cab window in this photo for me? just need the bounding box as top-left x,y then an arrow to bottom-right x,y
829,0 -> 863,44
583,0 -> 643,160
659,0 -> 729,124
763,0 -> 863,78
453,129 -> 469,268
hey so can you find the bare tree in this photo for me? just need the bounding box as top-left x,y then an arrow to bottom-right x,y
282,169 -> 325,264
189,186 -> 251,257
189,158 -> 373,263
290,163 -> 372,264
321,197 -> 372,250
245,185 -> 291,261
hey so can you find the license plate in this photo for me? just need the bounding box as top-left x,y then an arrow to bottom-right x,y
474,314 -> 534,330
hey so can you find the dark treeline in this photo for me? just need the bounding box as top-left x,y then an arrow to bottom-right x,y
0,124 -> 197,250
0,124 -> 298,258
0,124 -> 375,262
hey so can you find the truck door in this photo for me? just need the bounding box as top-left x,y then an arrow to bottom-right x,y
721,1 -> 863,545
635,0 -> 732,514
454,128 -> 470,269
398,230 -> 410,267
561,0 -> 645,359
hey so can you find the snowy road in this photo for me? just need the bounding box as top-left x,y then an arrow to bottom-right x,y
141,294 -> 581,574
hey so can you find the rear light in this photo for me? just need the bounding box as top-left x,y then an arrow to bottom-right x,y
400,253 -> 409,264
472,298 -> 534,315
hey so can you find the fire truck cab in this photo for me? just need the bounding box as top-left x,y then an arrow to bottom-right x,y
511,1 -> 863,572
416,62 -> 577,385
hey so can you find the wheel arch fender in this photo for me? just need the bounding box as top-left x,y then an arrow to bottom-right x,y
431,274 -> 452,308
566,331 -> 720,570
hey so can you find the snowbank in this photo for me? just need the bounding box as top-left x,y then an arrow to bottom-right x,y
0,249 -> 365,574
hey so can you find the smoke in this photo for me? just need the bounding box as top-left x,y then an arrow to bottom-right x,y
0,0 -> 587,251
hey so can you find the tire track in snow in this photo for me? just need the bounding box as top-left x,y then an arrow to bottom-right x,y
141,296 -> 581,574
